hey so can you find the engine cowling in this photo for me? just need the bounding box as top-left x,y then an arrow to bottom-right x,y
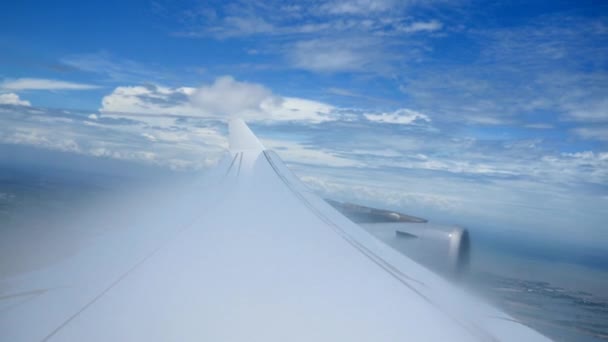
327,199 -> 470,277
361,222 -> 470,277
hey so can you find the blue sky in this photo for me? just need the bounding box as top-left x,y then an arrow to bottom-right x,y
1,1 -> 607,251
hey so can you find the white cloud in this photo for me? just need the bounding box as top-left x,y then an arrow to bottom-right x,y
364,108 -> 430,124
2,100 -> 607,247
0,107 -> 227,170
524,123 -> 553,129
0,93 -> 31,106
319,0 -> 398,15
168,0 -> 447,77
101,76 -> 335,123
299,174 -> 463,213
61,51 -> 165,82
541,151 -> 608,184
216,16 -> 275,37
573,127 -> 608,141
396,158 -> 520,177
100,77 -> 434,127
141,132 -> 157,142
565,99 -> 608,122
1,78 -> 99,91
190,76 -> 275,115
266,139 -> 363,168
3,127 -> 81,153
264,97 -> 335,122
399,20 -> 443,33
288,38 -> 382,73
88,147 -> 157,162
101,84 -> 196,116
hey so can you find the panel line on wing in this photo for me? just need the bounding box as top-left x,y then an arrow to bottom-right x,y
236,152 -> 244,177
224,153 -> 239,177
262,151 -> 426,288
40,213 -> 208,342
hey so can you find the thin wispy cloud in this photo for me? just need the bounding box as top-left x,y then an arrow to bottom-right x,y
573,127 -> 608,141
0,78 -> 100,91
168,0 -> 444,75
61,51 -> 168,83
318,0 -> 399,15
364,109 -> 430,125
398,20 -> 443,33
396,14 -> 608,129
288,38 -> 387,73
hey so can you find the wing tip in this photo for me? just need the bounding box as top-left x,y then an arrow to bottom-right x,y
228,119 -> 265,152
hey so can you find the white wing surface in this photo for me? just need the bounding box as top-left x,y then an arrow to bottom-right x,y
0,120 -> 550,341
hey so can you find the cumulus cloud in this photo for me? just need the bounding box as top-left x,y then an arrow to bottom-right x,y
101,84 -> 196,115
364,108 -> 430,124
101,76 -> 335,123
0,78 -> 99,91
0,93 -> 31,106
190,76 -> 276,115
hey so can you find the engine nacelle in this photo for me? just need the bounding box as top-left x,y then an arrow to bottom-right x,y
327,199 -> 470,277
361,222 -> 470,277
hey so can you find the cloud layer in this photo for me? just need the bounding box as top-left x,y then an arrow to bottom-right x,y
100,76 -> 374,123
1,78 -> 99,91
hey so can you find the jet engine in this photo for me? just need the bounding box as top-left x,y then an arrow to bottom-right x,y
326,199 -> 470,277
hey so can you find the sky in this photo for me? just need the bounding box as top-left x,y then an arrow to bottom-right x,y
0,0 -> 607,253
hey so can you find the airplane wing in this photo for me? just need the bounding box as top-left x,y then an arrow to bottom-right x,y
0,119 -> 549,341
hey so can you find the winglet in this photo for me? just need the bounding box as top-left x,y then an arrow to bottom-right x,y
228,119 -> 265,152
